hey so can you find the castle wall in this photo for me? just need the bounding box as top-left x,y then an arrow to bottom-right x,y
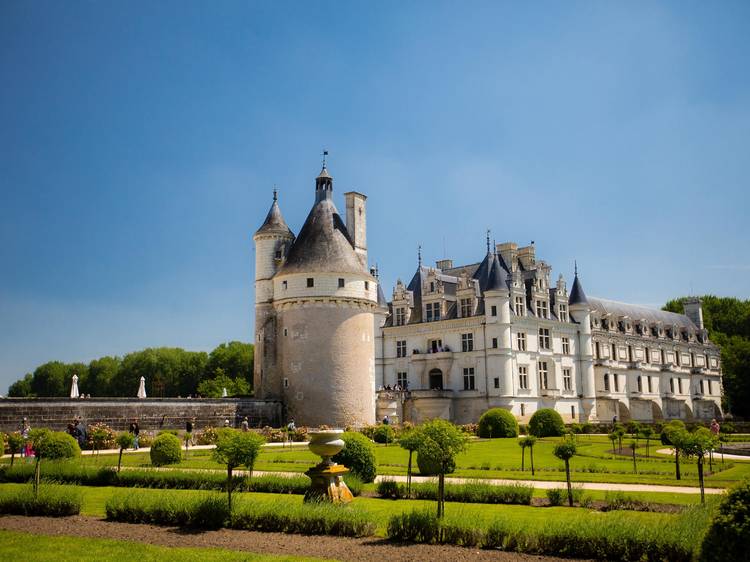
278,302 -> 375,427
0,398 -> 281,433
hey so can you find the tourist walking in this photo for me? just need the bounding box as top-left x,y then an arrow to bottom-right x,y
710,418 -> 720,436
185,417 -> 195,445
129,419 -> 140,449
20,419 -> 30,459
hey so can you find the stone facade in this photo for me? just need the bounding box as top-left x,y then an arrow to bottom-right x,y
253,166 -> 382,427
0,398 -> 281,433
376,241 -> 722,425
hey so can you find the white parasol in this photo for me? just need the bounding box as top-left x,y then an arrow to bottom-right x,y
137,376 -> 147,399
70,374 -> 80,399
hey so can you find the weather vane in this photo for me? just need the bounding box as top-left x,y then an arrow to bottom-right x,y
322,149 -> 328,168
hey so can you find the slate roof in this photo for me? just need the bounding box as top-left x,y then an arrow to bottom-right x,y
568,275 -> 588,306
255,197 -> 294,237
486,253 -> 507,291
588,297 -> 697,329
278,198 -> 368,276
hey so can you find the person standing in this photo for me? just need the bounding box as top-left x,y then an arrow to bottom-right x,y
20,418 -> 30,459
129,419 -> 140,450
241,417 -> 249,432
710,418 -> 720,436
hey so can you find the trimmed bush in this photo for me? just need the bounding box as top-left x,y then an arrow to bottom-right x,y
331,432 -> 377,483
105,490 -> 228,529
546,487 -> 565,506
412,481 -> 533,505
478,408 -> 519,438
416,448 -> 455,476
661,420 -> 686,445
0,484 -> 82,516
700,480 -> 750,561
372,424 -> 395,444
149,433 -> 182,466
35,431 -> 81,460
377,478 -> 405,499
529,408 -> 565,437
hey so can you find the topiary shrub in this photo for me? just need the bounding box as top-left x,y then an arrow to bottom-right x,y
150,433 -> 182,467
660,420 -> 686,446
332,432 -> 377,483
477,408 -> 518,438
373,424 -> 395,444
416,448 -> 456,476
700,480 -> 750,561
528,408 -> 565,437
37,431 -> 81,460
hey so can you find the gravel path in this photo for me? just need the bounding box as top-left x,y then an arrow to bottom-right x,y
0,515 -> 578,562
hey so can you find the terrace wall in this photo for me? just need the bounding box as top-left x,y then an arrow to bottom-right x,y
0,398 -> 281,432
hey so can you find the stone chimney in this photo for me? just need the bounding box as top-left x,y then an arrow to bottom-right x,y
344,191 -> 367,266
683,298 -> 704,330
435,259 -> 453,270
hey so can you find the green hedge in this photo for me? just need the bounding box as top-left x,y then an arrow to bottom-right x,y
478,408 -> 518,438
529,408 -> 565,437
377,478 -> 532,505
0,484 -> 82,517
150,433 -> 182,466
332,432 -> 377,483
700,480 -> 750,561
105,490 -> 375,537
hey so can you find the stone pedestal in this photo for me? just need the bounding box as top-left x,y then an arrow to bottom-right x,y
304,463 -> 353,504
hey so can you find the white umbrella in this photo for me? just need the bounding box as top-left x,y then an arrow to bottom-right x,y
221,387 -> 228,398
137,376 -> 147,399
70,374 -> 80,399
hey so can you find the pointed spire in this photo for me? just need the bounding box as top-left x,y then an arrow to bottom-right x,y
486,251 -> 506,291
315,151 -> 333,202
254,190 -> 293,237
569,262 -> 589,306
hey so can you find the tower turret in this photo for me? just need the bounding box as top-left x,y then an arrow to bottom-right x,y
568,263 -> 595,420
253,190 -> 294,399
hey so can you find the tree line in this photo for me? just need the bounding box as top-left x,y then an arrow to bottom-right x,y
664,295 -> 750,418
6,341 -> 254,399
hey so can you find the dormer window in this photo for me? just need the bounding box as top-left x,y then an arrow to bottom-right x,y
460,298 -> 473,318
425,302 -> 441,322
536,300 -> 548,319
558,304 -> 568,322
395,307 -> 406,326
515,296 -> 525,316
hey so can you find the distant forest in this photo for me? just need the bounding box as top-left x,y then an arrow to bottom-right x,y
664,296 -> 750,418
6,341 -> 253,399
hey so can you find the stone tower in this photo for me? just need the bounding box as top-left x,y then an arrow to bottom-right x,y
253,164 -> 378,427
568,267 -> 596,421
253,190 -> 295,399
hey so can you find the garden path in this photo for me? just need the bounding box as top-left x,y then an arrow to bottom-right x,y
655,447 -> 750,461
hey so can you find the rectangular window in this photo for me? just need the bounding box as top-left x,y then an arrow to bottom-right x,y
644,347 -> 650,363
494,377 -> 500,389
283,377 -> 289,388
538,361 -> 549,389
538,328 -> 551,350
306,277 -> 314,288
463,367 -> 475,390
283,328 -> 288,337
397,371 -> 408,388
517,332 -> 527,351
425,302 -> 441,322
396,340 -> 406,358
562,337 -> 570,355
604,374 -> 610,392
429,339 -> 443,353
461,333 -> 474,352
492,337 -> 498,349
595,341 -> 601,359
612,343 -> 617,361
536,300 -> 548,318
395,307 -> 406,326
338,278 -> 345,288
700,379 -> 704,395
514,296 -> 525,316
571,405 -> 576,419
491,305 -> 497,317
282,280 -> 288,290
364,281 -> 369,290
613,374 -> 619,392
563,368 -> 572,391
460,298 -> 473,318
670,378 -> 675,393
518,366 -> 528,389
647,376 -> 652,393
708,380 -> 713,395
558,304 -> 568,322
637,376 -> 642,393
677,378 -> 682,394
520,403 -> 525,416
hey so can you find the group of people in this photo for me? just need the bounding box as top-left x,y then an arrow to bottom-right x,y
378,383 -> 408,392
65,417 -> 87,448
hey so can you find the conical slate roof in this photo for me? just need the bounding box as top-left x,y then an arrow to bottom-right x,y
568,274 -> 589,306
278,198 -> 368,275
486,253 -> 506,291
255,195 -> 293,237
377,282 -> 388,308
474,250 -> 509,292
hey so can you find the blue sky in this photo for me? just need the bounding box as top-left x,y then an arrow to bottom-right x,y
1,1 -> 749,393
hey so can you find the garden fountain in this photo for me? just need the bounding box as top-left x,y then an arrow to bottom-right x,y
304,428 -> 353,503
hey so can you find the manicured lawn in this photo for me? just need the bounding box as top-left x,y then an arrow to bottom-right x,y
0,482 -> 680,536
14,435 -> 748,489
0,529 -> 331,562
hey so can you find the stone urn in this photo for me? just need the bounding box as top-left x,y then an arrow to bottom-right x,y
308,429 -> 345,466
304,429 -> 353,504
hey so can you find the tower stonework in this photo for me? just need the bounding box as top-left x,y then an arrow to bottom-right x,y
252,165 -> 378,427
